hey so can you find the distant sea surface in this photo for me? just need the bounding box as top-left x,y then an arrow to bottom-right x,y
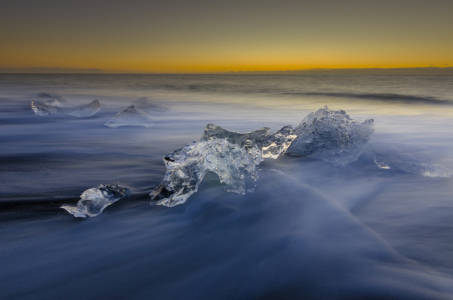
1,74 -> 453,299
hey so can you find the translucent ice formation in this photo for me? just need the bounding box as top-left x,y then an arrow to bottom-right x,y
31,102 -> 60,115
261,125 -> 298,159
152,107 -> 375,206
31,99 -> 101,117
374,152 -> 453,178
286,106 -> 374,166
67,100 -> 101,118
151,138 -> 263,207
61,183 -> 128,218
104,106 -> 154,128
200,123 -> 270,147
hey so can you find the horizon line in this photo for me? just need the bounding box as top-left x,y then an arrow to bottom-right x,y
0,66 -> 452,75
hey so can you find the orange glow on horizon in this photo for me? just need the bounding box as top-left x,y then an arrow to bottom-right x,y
1,0 -> 452,73
1,43 -> 451,73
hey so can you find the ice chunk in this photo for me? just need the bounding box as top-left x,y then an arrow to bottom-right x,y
31,99 -> 101,117
104,105 -> 154,128
61,183 -> 128,218
286,106 -> 375,166
374,152 -> 453,177
151,123 -> 298,206
151,138 -> 263,207
201,123 -> 297,159
261,125 -> 297,159
200,123 -> 270,147
151,110 -> 373,206
67,100 -> 101,118
151,124 -> 279,206
31,102 -> 60,115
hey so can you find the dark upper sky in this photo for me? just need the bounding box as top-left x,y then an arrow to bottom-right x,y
1,0 -> 452,72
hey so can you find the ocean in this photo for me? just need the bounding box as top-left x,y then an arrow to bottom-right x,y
1,73 -> 453,299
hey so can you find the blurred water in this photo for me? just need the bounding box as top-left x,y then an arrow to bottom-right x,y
1,74 -> 453,299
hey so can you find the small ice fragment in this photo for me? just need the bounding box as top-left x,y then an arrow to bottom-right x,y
261,125 -> 297,159
200,123 -> 270,147
67,100 -> 101,118
61,183 -> 128,218
31,102 -> 60,115
151,138 -> 263,207
373,152 -> 453,177
31,99 -> 101,117
104,105 -> 153,128
286,106 -> 375,166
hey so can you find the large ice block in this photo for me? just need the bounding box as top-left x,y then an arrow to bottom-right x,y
151,107 -> 375,206
286,106 -> 374,166
151,138 -> 263,207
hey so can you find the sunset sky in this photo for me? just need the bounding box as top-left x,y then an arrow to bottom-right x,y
1,0 -> 452,73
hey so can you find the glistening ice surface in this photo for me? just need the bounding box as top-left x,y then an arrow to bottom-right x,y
2,74 -> 453,300
31,99 -> 101,117
151,138 -> 263,207
61,183 -> 128,218
287,105 -> 375,166
152,122 -> 304,206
